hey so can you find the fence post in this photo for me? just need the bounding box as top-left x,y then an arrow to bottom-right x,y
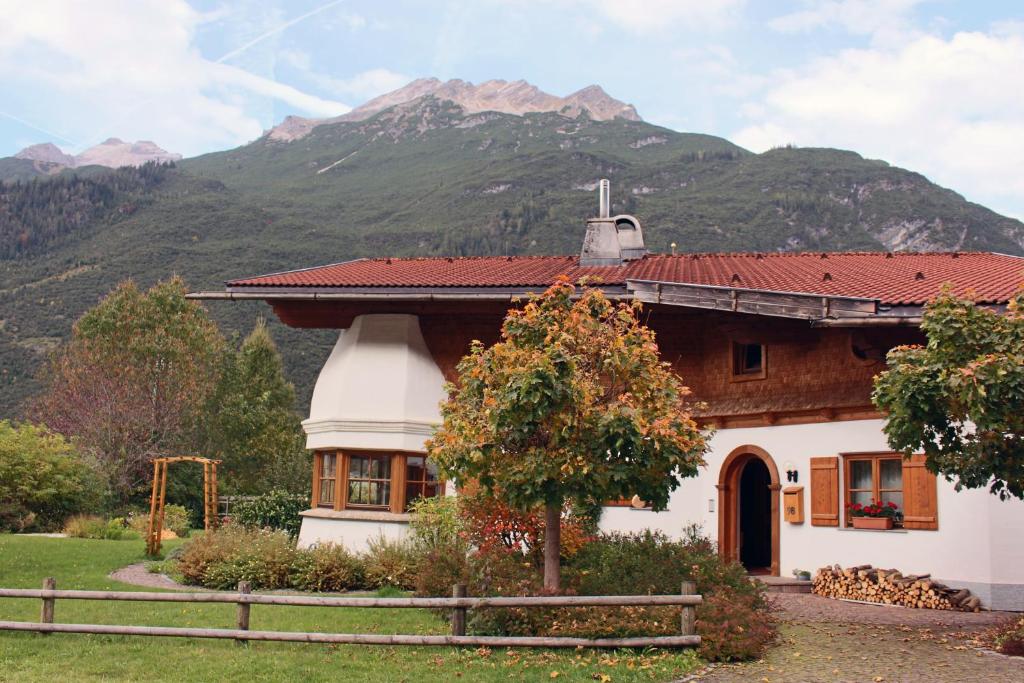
451,584 -> 467,637
680,581 -> 696,636
236,581 -> 252,646
40,577 -> 56,634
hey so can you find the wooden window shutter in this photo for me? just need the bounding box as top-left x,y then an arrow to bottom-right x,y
810,457 -> 839,526
902,455 -> 938,530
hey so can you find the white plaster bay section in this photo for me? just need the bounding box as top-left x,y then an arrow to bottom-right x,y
302,314 -> 448,452
298,509 -> 410,550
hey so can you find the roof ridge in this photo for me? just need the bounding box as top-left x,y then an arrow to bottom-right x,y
366,255 -> 578,262
642,250 -> 995,259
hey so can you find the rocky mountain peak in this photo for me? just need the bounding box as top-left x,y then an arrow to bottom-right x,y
14,142 -> 75,166
11,139 -> 181,171
266,77 -> 641,141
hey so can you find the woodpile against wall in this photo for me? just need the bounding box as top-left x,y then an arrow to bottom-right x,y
814,565 -> 982,612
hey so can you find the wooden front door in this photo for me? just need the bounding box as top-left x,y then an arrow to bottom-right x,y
718,445 -> 781,576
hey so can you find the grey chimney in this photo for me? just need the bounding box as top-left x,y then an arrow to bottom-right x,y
580,179 -> 646,266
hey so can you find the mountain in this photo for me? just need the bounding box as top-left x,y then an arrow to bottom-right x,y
267,78 -> 641,141
1,85 -> 1022,417
74,138 -> 181,168
15,143 -> 75,166
1,139 -> 181,180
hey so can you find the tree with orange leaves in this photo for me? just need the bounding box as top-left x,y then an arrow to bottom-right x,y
427,278 -> 707,590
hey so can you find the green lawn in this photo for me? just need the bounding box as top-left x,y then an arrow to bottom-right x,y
0,535 -> 701,681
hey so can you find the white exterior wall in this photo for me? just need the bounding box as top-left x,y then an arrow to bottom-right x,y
302,314 -> 447,452
297,513 -> 409,550
599,419 -> 1024,610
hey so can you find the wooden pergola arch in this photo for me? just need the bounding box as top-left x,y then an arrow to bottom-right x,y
145,456 -> 221,556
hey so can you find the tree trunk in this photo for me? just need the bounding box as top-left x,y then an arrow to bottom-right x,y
543,501 -> 561,591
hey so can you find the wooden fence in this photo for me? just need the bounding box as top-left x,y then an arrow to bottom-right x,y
0,578 -> 701,649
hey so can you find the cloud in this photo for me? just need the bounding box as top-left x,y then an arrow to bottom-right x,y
732,30 -> 1024,215
508,0 -> 745,35
278,49 -> 409,104
587,0 -> 745,34
768,0 -> 928,35
0,0 -> 351,155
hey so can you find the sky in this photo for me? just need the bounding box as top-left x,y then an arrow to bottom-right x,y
1,0 -> 1023,218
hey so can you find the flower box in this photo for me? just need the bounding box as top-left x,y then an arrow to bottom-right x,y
852,516 -> 894,530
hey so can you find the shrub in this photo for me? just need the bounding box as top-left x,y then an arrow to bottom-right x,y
230,490 -> 306,537
459,486 -> 594,563
695,591 -> 777,662
127,505 -> 192,538
464,528 -> 776,662
996,616 -> 1024,657
408,495 -> 464,554
363,535 -> 418,590
290,544 -> 366,592
64,515 -> 134,540
0,421 -> 102,532
177,526 -> 295,589
408,495 -> 471,598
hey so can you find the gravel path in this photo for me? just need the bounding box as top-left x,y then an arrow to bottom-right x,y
696,593 -> 1023,683
108,563 -> 206,591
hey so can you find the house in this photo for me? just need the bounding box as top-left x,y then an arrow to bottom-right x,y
192,182 -> 1024,610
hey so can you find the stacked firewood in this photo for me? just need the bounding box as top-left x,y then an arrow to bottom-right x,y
813,564 -> 982,612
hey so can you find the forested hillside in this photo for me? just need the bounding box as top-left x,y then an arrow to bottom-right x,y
1,95 -> 1022,415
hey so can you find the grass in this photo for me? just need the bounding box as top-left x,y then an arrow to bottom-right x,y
0,535 -> 701,681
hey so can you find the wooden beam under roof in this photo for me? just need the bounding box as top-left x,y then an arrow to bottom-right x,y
627,279 -> 887,323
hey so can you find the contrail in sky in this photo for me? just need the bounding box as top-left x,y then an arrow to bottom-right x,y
0,110 -> 80,149
216,0 -> 348,64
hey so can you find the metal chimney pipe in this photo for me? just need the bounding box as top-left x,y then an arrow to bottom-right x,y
598,179 -> 610,218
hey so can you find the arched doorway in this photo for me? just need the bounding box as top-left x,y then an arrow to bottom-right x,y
717,445 -> 781,576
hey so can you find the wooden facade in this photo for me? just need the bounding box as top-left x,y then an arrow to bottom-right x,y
269,298 -> 920,427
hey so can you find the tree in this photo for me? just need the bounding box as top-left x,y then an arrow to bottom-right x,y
0,420 -> 102,531
873,287 -> 1024,500
203,319 -> 308,494
427,279 -> 707,589
31,277 -> 224,503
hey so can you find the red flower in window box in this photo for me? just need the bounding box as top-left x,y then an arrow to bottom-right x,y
846,499 -> 899,529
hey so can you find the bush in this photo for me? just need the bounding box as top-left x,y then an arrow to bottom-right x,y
64,515 -> 134,540
127,504 -> 192,538
177,526 -> 295,589
996,616 -> 1024,657
0,421 -> 102,532
695,591 -> 778,662
464,528 -> 776,662
290,544 -> 366,592
408,495 -> 464,554
363,535 -> 418,590
230,490 -> 306,537
408,496 -> 471,598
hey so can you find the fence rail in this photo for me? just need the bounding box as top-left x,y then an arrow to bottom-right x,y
0,578 -> 701,649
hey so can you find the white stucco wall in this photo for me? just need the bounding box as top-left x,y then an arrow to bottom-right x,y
297,513 -> 410,550
302,314 -> 447,452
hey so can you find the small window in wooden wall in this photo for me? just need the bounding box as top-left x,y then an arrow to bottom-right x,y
731,341 -> 766,380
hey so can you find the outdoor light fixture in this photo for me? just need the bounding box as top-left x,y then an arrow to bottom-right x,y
784,461 -> 798,483
708,499 -> 715,513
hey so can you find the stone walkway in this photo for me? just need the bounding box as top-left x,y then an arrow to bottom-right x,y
108,563 -> 204,591
696,593 -> 1024,682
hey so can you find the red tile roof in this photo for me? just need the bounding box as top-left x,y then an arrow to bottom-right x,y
227,252 -> 1024,306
